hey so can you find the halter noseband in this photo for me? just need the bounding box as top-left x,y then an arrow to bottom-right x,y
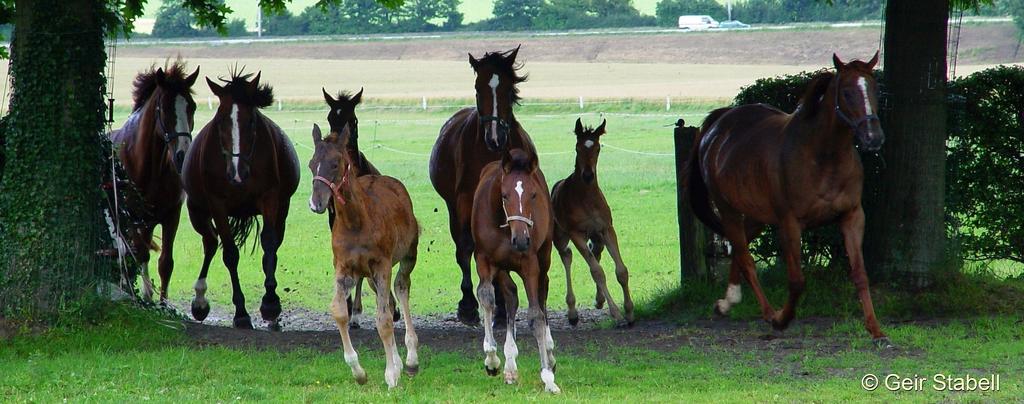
313,164 -> 351,206
833,71 -> 881,136
500,215 -> 534,228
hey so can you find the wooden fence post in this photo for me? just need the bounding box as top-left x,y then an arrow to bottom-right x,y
674,119 -> 712,285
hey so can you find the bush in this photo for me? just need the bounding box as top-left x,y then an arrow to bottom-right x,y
730,65 -> 1024,268
262,9 -> 307,36
730,0 -> 883,24
946,65 -> 1024,264
655,0 -> 727,27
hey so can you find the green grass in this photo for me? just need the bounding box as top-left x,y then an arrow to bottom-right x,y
2,304 -> 1022,401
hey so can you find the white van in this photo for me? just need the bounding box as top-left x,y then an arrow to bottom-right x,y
678,15 -> 719,30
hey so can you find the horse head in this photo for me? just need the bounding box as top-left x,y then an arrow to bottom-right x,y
500,148 -> 540,252
832,52 -> 884,152
140,63 -> 200,174
206,70 -> 274,186
308,123 -> 355,214
322,87 -> 363,146
469,45 -> 526,152
573,117 -> 606,184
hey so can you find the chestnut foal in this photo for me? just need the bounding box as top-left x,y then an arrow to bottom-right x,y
472,148 -> 559,393
310,123 -> 420,388
551,118 -> 634,326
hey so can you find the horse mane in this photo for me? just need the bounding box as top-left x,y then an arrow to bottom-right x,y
505,148 -> 533,172
332,91 -> 360,105
796,71 -> 835,118
218,69 -> 275,109
131,60 -> 194,111
473,49 -> 528,104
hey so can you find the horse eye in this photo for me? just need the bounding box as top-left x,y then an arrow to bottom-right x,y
532,193 -> 537,199
501,193 -> 508,200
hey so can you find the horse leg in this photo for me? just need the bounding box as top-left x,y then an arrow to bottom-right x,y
212,213 -> 250,329
188,206 -> 217,322
157,206 -> 181,304
722,220 -> 775,322
714,224 -> 762,316
492,271 -> 511,329
839,207 -> 889,346
569,232 -> 622,322
773,218 -> 806,331
259,203 -> 287,330
602,226 -> 635,325
500,269 -> 520,384
372,266 -> 402,389
394,252 -> 420,376
450,198 -> 479,324
137,225 -> 156,302
331,273 -> 367,385
554,227 -> 578,326
474,254 -> 501,376
522,258 -> 559,394
590,237 -> 607,309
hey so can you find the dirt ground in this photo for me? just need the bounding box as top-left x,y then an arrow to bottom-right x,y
119,24 -> 1023,66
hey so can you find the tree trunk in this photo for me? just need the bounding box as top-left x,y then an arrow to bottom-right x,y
864,0 -> 949,287
0,0 -> 111,318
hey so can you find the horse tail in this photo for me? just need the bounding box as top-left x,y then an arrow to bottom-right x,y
227,215 -> 261,254
685,108 -> 731,236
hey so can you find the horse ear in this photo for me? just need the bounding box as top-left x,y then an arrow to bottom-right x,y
322,87 -> 335,105
468,53 -> 479,70
574,118 -> 584,135
867,50 -> 880,70
353,87 -> 363,105
206,77 -> 224,96
248,71 -> 262,95
595,119 -> 607,136
508,44 -> 521,64
312,123 -> 323,144
185,67 -> 200,87
155,68 -> 167,86
833,53 -> 845,70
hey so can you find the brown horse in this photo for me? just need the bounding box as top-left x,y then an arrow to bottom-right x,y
429,46 -> 539,325
472,148 -> 558,393
315,88 -> 386,320
182,70 -> 300,330
687,53 -> 889,346
108,61 -> 200,302
551,118 -> 634,326
309,123 -> 420,388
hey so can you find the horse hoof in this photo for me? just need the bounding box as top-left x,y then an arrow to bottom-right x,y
873,337 -> 895,350
595,299 -> 605,310
267,321 -> 282,332
504,371 -> 518,384
567,313 -> 579,327
485,366 -> 499,376
354,372 -> 368,385
769,315 -> 790,331
457,308 -> 480,325
712,301 -> 728,318
191,300 -> 210,322
234,316 -> 253,329
404,364 -> 419,376
393,309 -> 401,322
259,303 -> 282,323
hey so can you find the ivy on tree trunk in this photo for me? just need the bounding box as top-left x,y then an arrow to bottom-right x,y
0,0 -> 111,319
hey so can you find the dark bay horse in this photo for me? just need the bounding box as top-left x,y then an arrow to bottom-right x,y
108,61 -> 199,302
182,71 -> 300,330
429,46 -> 540,324
316,88 -> 385,320
309,123 -> 420,389
688,53 -> 889,345
551,118 -> 634,326
472,148 -> 558,393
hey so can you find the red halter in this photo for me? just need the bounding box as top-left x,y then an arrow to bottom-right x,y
313,164 -> 350,206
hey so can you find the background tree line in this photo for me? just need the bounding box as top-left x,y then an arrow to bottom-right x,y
149,0 -> 1018,38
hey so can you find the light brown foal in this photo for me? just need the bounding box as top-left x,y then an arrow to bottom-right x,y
309,123 -> 420,388
551,118 -> 634,326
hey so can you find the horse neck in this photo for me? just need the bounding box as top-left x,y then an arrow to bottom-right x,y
333,173 -> 368,231
790,82 -> 856,161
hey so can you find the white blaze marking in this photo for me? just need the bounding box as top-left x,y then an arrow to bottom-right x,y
489,74 -> 500,144
857,77 -> 873,115
309,163 -> 322,211
336,108 -> 342,116
230,105 -> 241,182
584,140 -> 594,148
174,95 -> 189,134
514,180 -> 524,213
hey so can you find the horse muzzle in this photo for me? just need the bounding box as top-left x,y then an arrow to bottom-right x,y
858,124 -> 885,152
512,235 -> 531,252
481,117 -> 510,152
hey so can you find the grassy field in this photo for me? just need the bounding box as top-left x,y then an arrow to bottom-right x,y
2,305 -> 1022,401
119,99 -> 707,323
